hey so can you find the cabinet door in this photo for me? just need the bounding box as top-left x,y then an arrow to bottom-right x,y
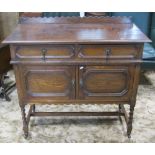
78,65 -> 134,101
19,65 -> 75,103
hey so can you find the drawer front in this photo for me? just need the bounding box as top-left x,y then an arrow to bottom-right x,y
15,45 -> 75,60
78,45 -> 139,59
17,65 -> 76,102
78,65 -> 135,101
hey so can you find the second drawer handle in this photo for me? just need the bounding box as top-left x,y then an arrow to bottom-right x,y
105,48 -> 111,62
105,48 -> 111,57
41,48 -> 47,61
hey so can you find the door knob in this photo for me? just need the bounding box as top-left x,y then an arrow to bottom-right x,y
80,66 -> 86,73
80,66 -> 84,70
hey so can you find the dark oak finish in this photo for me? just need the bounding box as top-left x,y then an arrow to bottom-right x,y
85,12 -> 108,17
19,12 -> 42,17
19,65 -> 76,101
14,45 -> 75,60
78,45 -> 139,59
18,16 -> 133,24
78,65 -> 134,100
3,17 -> 150,44
2,17 -> 151,138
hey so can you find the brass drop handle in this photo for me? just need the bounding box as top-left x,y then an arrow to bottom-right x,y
41,48 -> 47,61
105,48 -> 111,62
105,48 -> 111,57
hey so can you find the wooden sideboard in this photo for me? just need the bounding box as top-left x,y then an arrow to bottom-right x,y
3,17 -> 151,138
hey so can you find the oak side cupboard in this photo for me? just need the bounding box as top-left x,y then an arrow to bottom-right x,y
3,17 -> 151,138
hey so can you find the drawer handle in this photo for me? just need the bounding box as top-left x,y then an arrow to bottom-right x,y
105,48 -> 111,62
41,48 -> 47,61
105,48 -> 111,57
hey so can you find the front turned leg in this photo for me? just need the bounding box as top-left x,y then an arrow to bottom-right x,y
20,105 -> 28,138
127,105 -> 135,138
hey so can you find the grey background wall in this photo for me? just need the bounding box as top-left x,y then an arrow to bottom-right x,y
111,12 -> 151,35
150,13 -> 155,48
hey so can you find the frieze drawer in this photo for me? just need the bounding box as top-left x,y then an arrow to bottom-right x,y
14,45 -> 75,60
78,45 -> 139,59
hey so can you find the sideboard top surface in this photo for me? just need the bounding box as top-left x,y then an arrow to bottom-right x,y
3,17 -> 151,44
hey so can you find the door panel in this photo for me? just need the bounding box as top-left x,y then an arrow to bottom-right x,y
78,65 -> 134,101
19,65 -> 75,102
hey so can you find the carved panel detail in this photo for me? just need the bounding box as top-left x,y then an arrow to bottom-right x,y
78,45 -> 138,59
79,66 -> 134,100
21,65 -> 75,100
15,45 -> 75,60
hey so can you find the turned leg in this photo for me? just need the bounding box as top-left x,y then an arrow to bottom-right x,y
127,105 -> 135,138
20,105 -> 28,138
